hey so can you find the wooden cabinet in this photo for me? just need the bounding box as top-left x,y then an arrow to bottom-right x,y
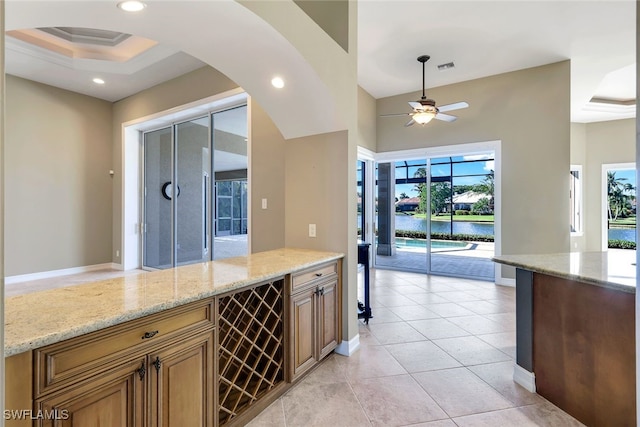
36,357 -> 147,427
30,300 -> 215,427
291,288 -> 316,377
317,279 -> 339,359
149,332 -> 214,427
289,262 -> 341,380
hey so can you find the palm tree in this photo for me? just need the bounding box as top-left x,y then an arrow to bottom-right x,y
473,171 -> 494,212
412,167 -> 428,213
607,171 -> 636,221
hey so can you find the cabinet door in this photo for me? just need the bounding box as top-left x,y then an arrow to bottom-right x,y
149,331 -> 214,427
290,287 -> 316,379
317,279 -> 339,359
36,357 -> 146,427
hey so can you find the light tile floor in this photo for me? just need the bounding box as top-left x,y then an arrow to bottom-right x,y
248,268 -> 585,427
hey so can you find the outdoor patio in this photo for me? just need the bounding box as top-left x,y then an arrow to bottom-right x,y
374,241 -> 495,280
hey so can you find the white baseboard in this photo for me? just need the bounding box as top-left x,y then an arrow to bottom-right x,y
513,364 -> 536,393
496,277 -> 516,287
335,334 -> 360,356
5,263 -> 121,285
494,263 -> 516,287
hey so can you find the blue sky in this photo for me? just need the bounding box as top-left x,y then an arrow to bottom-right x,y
610,168 -> 636,187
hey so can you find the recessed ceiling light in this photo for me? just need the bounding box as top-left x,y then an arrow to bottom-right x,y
271,77 -> 285,89
117,1 -> 146,12
93,78 -> 105,85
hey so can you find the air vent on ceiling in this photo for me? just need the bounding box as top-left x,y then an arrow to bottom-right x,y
437,62 -> 455,71
38,27 -> 131,47
589,96 -> 635,106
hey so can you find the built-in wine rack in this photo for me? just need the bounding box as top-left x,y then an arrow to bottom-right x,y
217,279 -> 284,424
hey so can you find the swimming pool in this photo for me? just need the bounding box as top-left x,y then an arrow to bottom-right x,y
394,237 -> 470,251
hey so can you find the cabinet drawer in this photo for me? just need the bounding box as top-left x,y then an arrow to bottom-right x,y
292,262 -> 338,291
35,299 -> 214,397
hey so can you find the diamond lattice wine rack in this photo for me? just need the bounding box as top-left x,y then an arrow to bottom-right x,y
217,279 -> 284,424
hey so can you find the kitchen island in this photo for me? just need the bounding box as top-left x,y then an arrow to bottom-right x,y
493,251 -> 636,426
5,248 -> 344,426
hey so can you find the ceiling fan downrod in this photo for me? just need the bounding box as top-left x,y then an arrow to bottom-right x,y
417,55 -> 430,100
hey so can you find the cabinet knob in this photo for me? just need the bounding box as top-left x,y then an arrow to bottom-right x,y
153,356 -> 161,373
142,330 -> 159,340
136,362 -> 146,381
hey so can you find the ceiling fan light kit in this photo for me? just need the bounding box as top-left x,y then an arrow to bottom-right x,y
412,110 -> 436,124
381,54 -> 469,127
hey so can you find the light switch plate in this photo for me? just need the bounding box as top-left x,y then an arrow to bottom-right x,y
309,224 -> 316,237
261,198 -> 267,209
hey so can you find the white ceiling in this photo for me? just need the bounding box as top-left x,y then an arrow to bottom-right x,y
5,0 -> 637,126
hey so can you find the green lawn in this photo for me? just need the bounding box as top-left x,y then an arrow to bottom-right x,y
410,213 -> 495,222
609,217 -> 636,227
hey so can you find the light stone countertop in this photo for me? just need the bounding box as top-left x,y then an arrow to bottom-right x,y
4,248 -> 344,357
493,251 -> 636,293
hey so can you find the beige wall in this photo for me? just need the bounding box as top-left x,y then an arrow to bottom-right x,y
358,86 -> 377,152
293,0 -> 349,52
249,98 -> 286,252
5,75 -> 113,276
582,118 -> 635,251
378,61 -> 571,279
285,131 -> 349,252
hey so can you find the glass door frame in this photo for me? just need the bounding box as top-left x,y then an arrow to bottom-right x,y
141,113 -> 212,270
601,162 -> 636,251
369,141 -> 502,281
357,147 -> 376,257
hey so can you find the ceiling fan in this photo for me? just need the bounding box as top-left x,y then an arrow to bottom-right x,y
381,55 -> 469,126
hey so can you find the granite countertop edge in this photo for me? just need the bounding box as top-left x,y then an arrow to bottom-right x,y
4,249 -> 344,357
493,254 -> 635,294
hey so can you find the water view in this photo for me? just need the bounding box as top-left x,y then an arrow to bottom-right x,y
609,228 -> 636,242
394,214 -> 494,236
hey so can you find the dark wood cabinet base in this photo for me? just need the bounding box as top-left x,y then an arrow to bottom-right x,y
532,273 -> 636,426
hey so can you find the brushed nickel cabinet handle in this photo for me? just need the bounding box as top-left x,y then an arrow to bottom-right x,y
142,330 -> 159,340
315,273 -> 323,277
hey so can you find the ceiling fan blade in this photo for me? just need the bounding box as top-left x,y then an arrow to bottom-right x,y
437,101 -> 469,113
435,112 -> 457,122
408,101 -> 425,111
404,118 -> 416,127
380,113 -> 411,117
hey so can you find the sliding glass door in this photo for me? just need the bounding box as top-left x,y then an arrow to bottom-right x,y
429,156 -> 495,279
143,117 -> 210,269
175,117 -> 210,266
142,104 -> 248,269
212,105 -> 248,260
373,152 -> 495,280
143,127 -> 173,269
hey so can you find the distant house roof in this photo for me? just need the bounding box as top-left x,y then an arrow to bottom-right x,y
452,191 -> 490,204
396,197 -> 420,206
